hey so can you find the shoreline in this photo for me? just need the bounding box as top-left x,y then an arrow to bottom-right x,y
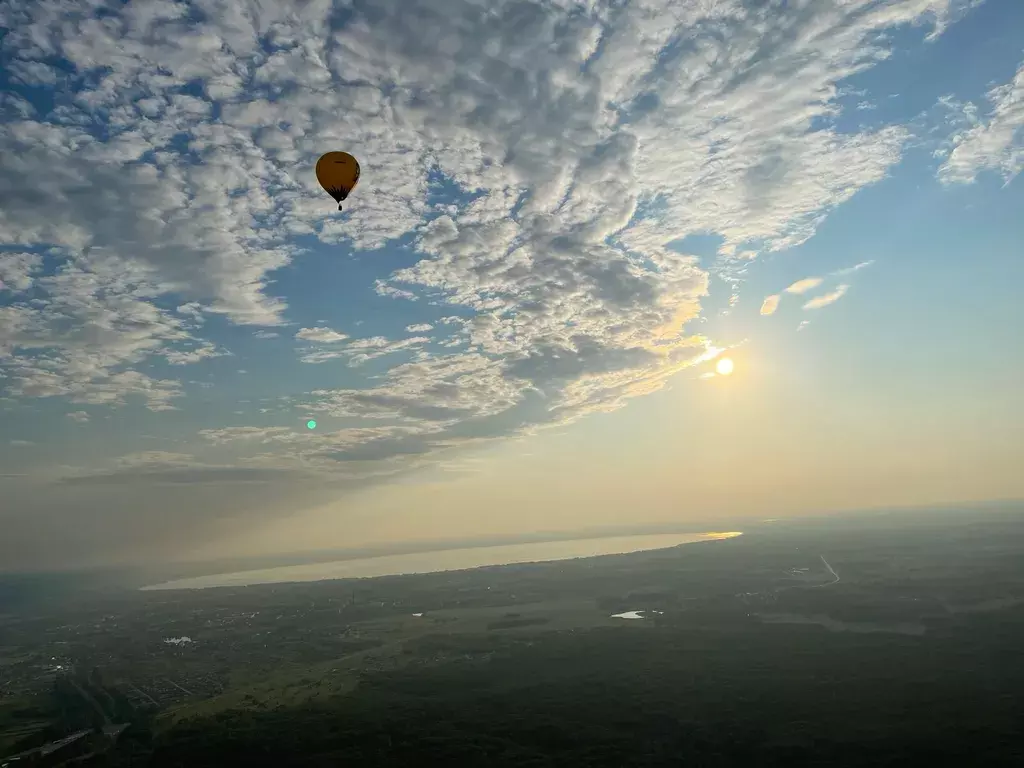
141,531 -> 743,592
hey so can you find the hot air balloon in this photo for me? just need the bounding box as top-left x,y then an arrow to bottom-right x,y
316,151 -> 361,211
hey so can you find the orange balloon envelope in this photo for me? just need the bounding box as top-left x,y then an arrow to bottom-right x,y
315,151 -> 361,210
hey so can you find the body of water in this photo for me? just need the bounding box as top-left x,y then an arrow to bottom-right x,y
610,610 -> 664,620
142,531 -> 742,591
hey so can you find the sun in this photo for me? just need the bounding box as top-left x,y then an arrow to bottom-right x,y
715,357 -> 735,376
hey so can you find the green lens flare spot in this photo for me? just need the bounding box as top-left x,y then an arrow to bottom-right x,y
306,420 -> 317,430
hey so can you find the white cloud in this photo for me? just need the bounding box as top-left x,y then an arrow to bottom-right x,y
345,0 -> 956,448
298,334 -> 430,365
375,283 -> 418,301
0,255 -> 187,410
349,336 -> 432,366
0,252 -> 42,292
175,301 -> 204,318
9,439 -> 34,446
835,261 -> 874,276
199,427 -> 298,445
784,277 -> 825,295
766,268 -> 866,317
295,327 -> 350,343
67,411 -> 90,423
939,60 -> 1024,184
927,0 -> 987,39
0,0 -> 983,565
760,295 -> 781,316
309,352 -> 522,425
164,343 -> 227,366
297,349 -> 351,365
803,285 -> 850,310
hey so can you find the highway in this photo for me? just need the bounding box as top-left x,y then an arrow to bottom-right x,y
813,555 -> 840,588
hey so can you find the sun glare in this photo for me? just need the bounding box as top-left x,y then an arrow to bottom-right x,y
716,357 -> 735,376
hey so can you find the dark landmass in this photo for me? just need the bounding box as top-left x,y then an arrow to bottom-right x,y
2,505 -> 1023,766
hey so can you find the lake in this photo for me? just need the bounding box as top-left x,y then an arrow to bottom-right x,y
142,531 -> 742,591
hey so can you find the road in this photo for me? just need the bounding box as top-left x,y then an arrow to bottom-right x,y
813,555 -> 840,588
165,678 -> 195,696
127,680 -> 159,707
67,674 -> 111,726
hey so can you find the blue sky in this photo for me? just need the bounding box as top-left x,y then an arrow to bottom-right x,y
1,0 -> 1022,570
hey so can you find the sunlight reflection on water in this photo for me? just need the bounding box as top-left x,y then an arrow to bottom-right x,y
143,532 -> 743,591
